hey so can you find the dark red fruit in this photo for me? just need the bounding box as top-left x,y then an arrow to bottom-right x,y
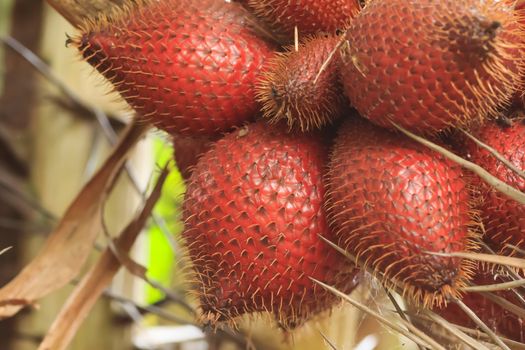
172,133 -> 215,180
73,0 -> 275,135
246,0 -> 361,39
464,120 -> 525,256
257,34 -> 347,131
340,0 -> 523,134
326,118 -> 476,307
183,121 -> 359,329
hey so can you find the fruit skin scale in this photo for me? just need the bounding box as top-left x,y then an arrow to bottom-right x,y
340,0 -> 523,134
245,0 -> 361,39
326,118 -> 477,308
182,121 -> 359,329
74,0 -> 275,135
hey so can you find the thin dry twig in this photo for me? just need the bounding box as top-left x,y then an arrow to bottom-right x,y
313,34 -> 346,84
393,123 -> 525,205
311,278 -> 435,349
409,311 -> 525,349
38,165 -> 168,350
422,310 -> 491,350
318,330 -> 338,350
426,251 -> 525,270
478,241 -> 525,305
480,291 -> 525,319
383,285 -> 430,350
1,35 -> 181,255
0,246 -> 13,256
0,120 -> 148,318
452,297 -> 511,350
462,279 -> 525,292
460,128 -> 525,180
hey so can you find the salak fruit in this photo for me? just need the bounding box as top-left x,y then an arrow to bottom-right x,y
326,118 -> 477,308
245,0 -> 361,39
182,121 -> 359,329
172,133 -> 215,180
339,0 -> 523,134
257,34 -> 347,131
464,119 -> 525,256
72,0 -> 275,135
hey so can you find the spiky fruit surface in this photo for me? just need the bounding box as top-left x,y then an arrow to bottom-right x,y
183,121 -> 359,329
246,0 -> 361,39
326,118 -> 476,308
257,35 -> 347,131
339,0 -> 523,134
74,0 -> 275,135
464,120 -> 525,256
437,266 -> 525,343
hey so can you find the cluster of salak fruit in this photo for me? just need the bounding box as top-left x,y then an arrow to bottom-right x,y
71,0 -> 525,343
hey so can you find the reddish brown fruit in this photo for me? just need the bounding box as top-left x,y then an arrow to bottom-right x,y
182,121 -> 359,329
73,0 -> 275,135
340,0 -> 523,134
326,118 -> 477,307
257,35 -> 347,131
436,266 -> 525,343
246,0 -> 361,39
464,120 -> 525,256
172,134 -> 215,180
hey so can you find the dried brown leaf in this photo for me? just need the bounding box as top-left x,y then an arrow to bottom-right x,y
0,120 -> 149,318
46,0 -> 130,27
38,165 -> 168,350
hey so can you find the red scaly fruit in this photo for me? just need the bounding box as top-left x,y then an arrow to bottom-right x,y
326,118 -> 477,308
256,34 -> 348,131
172,133 -> 215,180
436,266 -> 525,343
182,121 -> 359,329
72,0 -> 276,136
339,0 -> 523,134
245,0 -> 361,39
464,119 -> 525,256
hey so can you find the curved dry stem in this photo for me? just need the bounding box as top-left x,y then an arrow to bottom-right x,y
395,316 -> 446,350
318,330 -> 338,350
383,290 -> 426,350
480,291 -> 525,319
461,279 -> 525,292
426,251 -> 525,270
506,244 -> 525,256
393,124 -> 525,205
452,297 -> 511,350
479,240 -> 525,305
310,278 -> 436,349
313,34 -> 345,85
422,311 -> 491,350
460,128 -> 525,181
415,310 -> 525,350
0,247 -> 12,256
